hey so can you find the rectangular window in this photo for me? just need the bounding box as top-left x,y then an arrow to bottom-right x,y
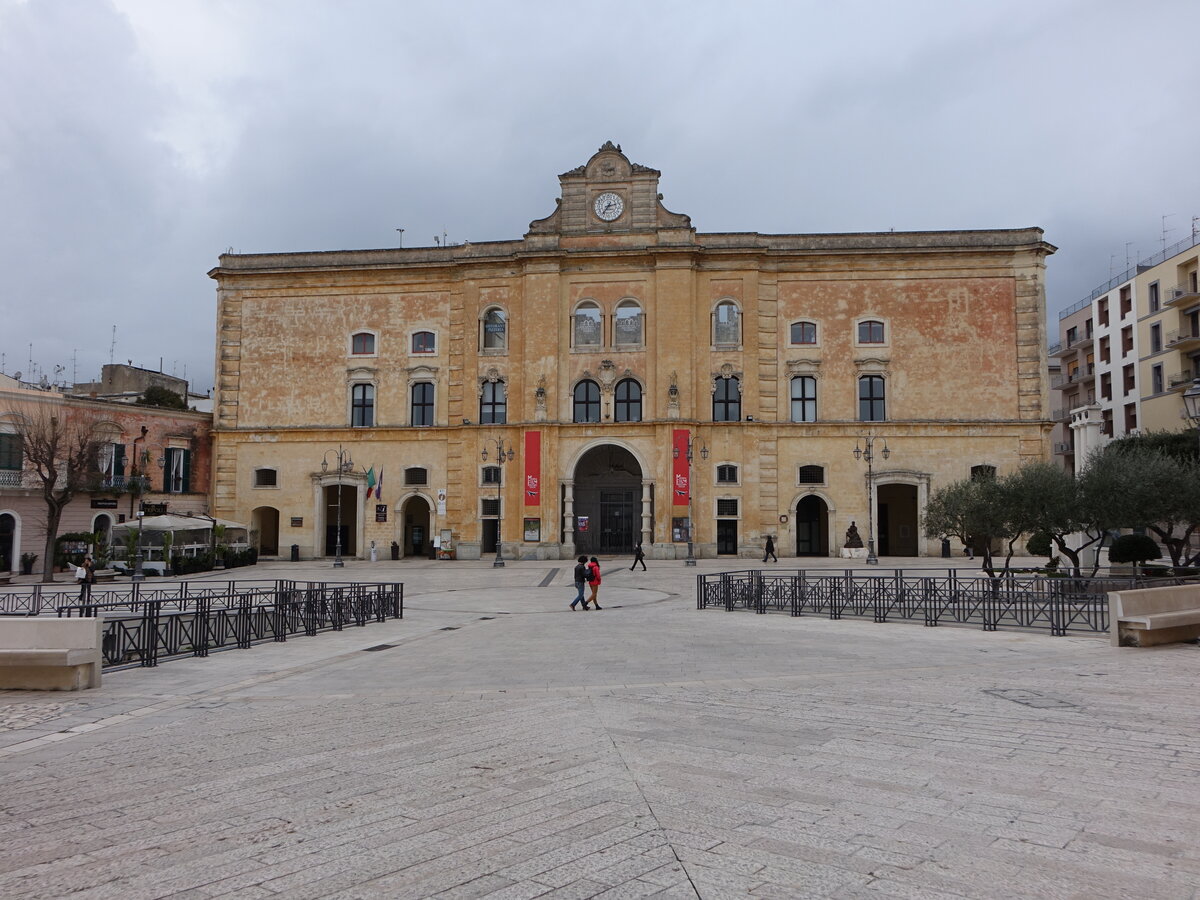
572,310 -> 602,347
716,498 -> 738,517
1066,326 -> 1078,345
351,384 -> 374,427
164,448 -> 190,494
1123,363 -> 1135,394
1149,282 -> 1160,312
481,466 -> 501,485
1097,298 -> 1109,327
411,382 -> 434,426
790,322 -> 817,345
404,467 -> 428,485
1101,409 -> 1113,436
790,376 -> 817,423
412,331 -> 436,354
858,375 -> 886,422
0,433 -> 21,471
1121,325 -> 1133,355
1100,372 -> 1112,401
1150,323 -> 1162,353
1099,336 -> 1110,364
797,465 -> 825,484
1124,403 -> 1137,432
1120,286 -> 1132,317
716,464 -> 738,484
254,468 -> 277,487
1152,364 -> 1164,394
481,498 -> 500,517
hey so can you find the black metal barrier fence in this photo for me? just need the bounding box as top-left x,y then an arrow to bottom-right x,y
52,580 -> 403,670
696,569 -> 1197,636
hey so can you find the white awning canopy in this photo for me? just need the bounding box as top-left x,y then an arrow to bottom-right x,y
111,515 -> 249,534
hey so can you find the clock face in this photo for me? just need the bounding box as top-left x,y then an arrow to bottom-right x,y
593,191 -> 624,222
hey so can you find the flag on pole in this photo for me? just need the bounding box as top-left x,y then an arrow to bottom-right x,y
365,466 -> 376,504
375,467 -> 384,500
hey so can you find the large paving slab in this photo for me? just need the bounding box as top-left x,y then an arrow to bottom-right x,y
2,557 -> 1199,898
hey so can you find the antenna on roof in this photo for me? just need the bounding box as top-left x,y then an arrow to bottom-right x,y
110,326 -> 116,365
395,228 -> 404,248
1162,214 -> 1176,253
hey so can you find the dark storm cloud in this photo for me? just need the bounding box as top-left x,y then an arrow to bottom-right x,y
2,0 -> 1199,391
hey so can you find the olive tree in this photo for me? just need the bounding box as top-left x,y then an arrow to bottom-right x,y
922,475 -> 1012,574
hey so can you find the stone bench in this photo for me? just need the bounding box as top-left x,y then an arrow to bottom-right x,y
93,569 -> 118,583
1108,585 -> 1200,647
0,617 -> 104,690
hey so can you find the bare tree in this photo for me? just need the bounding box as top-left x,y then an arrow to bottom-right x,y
15,405 -> 101,582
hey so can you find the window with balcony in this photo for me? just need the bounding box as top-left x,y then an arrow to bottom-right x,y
1066,326 -> 1078,346
0,433 -> 22,483
1101,409 -> 1114,436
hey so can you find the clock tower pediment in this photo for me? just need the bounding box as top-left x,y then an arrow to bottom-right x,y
526,142 -> 694,245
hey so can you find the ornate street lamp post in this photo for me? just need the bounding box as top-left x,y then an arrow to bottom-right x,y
321,446 -> 354,567
481,438 -> 515,568
673,435 -> 708,566
853,433 -> 890,566
1183,378 -> 1200,454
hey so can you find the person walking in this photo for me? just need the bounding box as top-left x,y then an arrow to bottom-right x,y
763,535 -> 778,563
77,554 -> 96,602
584,556 -> 603,610
570,554 -> 589,610
630,540 -> 646,571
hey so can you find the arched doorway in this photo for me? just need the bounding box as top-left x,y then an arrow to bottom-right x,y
0,513 -> 15,573
252,506 -> 280,556
877,483 -> 919,556
91,514 -> 113,561
795,495 -> 828,556
323,484 -> 357,557
567,444 -> 644,555
400,495 -> 432,558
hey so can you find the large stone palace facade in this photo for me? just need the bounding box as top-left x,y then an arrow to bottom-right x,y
209,143 -> 1054,561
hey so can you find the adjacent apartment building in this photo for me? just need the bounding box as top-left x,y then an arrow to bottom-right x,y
208,143 -> 1055,561
1051,232 -> 1200,469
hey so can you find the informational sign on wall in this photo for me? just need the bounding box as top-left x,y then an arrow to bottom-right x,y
291,517 -> 303,528
375,504 -> 387,523
523,518 -> 540,541
437,489 -> 447,515
577,515 -> 589,533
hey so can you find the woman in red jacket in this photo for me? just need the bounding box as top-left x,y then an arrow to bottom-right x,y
584,556 -> 603,610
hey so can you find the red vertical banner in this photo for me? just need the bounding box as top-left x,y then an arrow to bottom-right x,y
524,430 -> 541,506
672,429 -> 690,507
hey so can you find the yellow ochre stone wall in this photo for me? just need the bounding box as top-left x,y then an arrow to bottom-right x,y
209,143 -> 1054,561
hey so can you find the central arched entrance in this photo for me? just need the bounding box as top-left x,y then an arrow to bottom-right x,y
795,495 -> 829,556
399,494 -> 432,558
567,444 -> 644,555
252,506 -> 280,556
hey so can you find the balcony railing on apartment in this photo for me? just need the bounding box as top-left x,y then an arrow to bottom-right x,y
1058,231 -> 1200,320
1166,327 -> 1200,349
1169,371 -> 1197,389
1051,364 -> 1096,389
1165,284 -> 1200,308
0,470 -> 24,488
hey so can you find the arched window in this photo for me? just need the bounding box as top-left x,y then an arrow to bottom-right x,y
713,376 -> 741,422
254,468 -> 278,487
481,380 -> 507,425
351,332 -> 376,355
614,378 -> 642,422
481,307 -> 506,351
971,464 -> 997,481
858,319 -> 886,344
404,467 -> 428,485
717,464 -> 738,484
713,300 -> 740,346
411,331 -> 436,354
790,321 -> 817,345
351,383 -> 375,427
790,376 -> 817,422
482,465 -> 501,485
573,301 -> 602,348
573,380 -> 601,423
858,375 -> 886,422
614,300 -> 643,347
410,382 -> 434,426
798,465 -> 825,484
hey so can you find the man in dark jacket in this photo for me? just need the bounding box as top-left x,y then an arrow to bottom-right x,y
570,555 -> 589,610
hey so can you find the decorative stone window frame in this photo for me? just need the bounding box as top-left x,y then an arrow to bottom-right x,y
404,466 -> 429,486
410,329 -> 438,356
571,299 -> 605,351
478,367 -> 507,425
715,463 -> 740,486
711,363 -> 743,422
788,319 -> 820,348
480,465 -> 502,486
796,464 -> 826,486
711,298 -> 742,349
613,374 -> 644,423
403,364 -> 438,427
348,329 -> 379,358
253,467 -> 280,489
785,358 -> 821,424
480,306 -> 508,355
613,298 -> 645,350
854,316 -> 889,348
347,366 -> 378,427
854,358 -> 889,422
714,496 -> 741,520
571,374 -> 602,423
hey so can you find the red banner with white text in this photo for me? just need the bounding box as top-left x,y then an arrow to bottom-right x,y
524,431 -> 541,506
672,429 -> 690,507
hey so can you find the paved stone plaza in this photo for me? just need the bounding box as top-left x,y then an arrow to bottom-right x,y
2,557 -> 1199,899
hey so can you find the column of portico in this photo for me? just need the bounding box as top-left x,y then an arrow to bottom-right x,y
641,479 -> 653,546
562,479 -> 575,557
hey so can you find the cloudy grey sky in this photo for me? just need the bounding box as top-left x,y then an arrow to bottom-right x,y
2,0 -> 1198,395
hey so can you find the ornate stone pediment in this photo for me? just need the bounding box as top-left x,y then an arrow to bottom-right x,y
853,357 -> 890,374
785,358 -> 822,377
346,366 -> 377,382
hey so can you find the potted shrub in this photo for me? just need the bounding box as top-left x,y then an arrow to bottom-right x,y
1108,533 -> 1162,574
20,552 -> 38,575
160,532 -> 174,576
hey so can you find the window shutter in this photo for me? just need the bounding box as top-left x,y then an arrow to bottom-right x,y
182,449 -> 191,493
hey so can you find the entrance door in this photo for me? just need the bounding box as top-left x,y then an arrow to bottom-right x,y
481,519 -> 499,553
795,495 -> 827,556
717,520 -> 738,555
876,483 -> 919,556
599,490 -> 636,554
325,524 -> 350,556
0,513 -> 14,573
323,485 -> 357,557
